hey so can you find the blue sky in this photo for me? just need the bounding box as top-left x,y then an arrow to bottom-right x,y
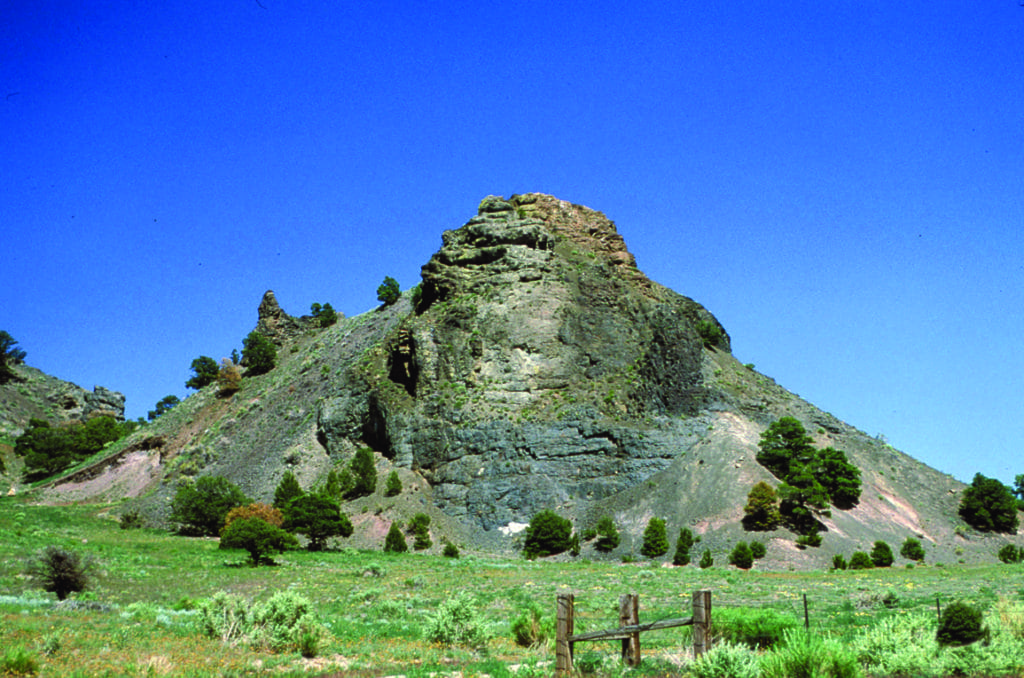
2,2 -> 1022,486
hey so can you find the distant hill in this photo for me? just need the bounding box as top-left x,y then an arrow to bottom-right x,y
26,193 -> 1022,567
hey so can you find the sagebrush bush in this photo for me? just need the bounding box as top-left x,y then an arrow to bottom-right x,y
852,612 -> 940,677
198,590 -> 322,656
423,591 -> 490,649
688,640 -> 760,678
511,603 -> 552,648
714,607 -> 800,649
760,628 -> 862,678
198,591 -> 251,645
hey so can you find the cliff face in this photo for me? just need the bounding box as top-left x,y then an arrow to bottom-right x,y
40,193 -> 1004,566
317,194 -> 732,531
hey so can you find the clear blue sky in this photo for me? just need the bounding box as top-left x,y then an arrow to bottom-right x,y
3,2 -> 1022,486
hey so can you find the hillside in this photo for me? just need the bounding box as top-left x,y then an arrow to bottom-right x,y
25,194 -> 1022,567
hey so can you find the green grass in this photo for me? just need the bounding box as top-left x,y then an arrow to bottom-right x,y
1,498 -> 1023,676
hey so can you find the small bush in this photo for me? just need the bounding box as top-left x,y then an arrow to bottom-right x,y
219,517 -> 298,566
593,515 -> 620,553
443,542 -> 460,558
511,603 -> 552,648
640,517 -> 669,558
423,592 -> 490,649
673,527 -> 694,566
689,640 -> 760,678
849,551 -> 874,570
832,554 -> 848,570
997,543 -> 1023,564
937,601 -> 988,647
242,331 -> 277,376
408,513 -> 432,551
27,546 -> 90,600
699,549 -> 713,569
0,646 -> 38,677
715,607 -> 800,649
119,509 -> 145,530
217,358 -> 242,394
729,542 -> 754,570
749,541 -> 766,559
870,540 -> 894,568
198,591 -> 251,645
384,470 -> 402,497
522,510 -> 573,559
760,628 -> 862,678
384,522 -> 408,553
250,591 -> 322,655
795,532 -> 822,548
900,536 -> 926,562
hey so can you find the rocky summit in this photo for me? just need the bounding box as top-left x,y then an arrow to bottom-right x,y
32,193 -> 1008,567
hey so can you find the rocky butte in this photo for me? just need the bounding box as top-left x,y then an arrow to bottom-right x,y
40,193 -> 998,567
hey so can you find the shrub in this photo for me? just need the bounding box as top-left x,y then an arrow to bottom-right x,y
959,472 -> 1020,533
217,358 -> 242,394
169,475 -> 249,537
0,646 -> 38,677
511,603 -> 552,648
384,522 -> 408,553
273,471 -> 303,510
310,302 -> 338,328
849,551 -> 873,570
714,607 -> 800,649
729,542 -> 754,570
795,531 -> 822,548
186,355 -> 219,390
593,515 -> 620,553
699,549 -> 713,569
284,493 -> 353,550
696,319 -> 724,348
198,591 -> 251,645
347,447 -> 377,498
250,591 -> 322,655
408,513 -> 433,550
673,527 -> 694,566
119,509 -> 145,530
749,541 -> 766,559
998,543 -> 1023,564
0,330 -> 26,385
937,601 -> 988,647
851,613 -> 939,678
832,554 -> 848,570
743,481 -> 782,531
27,546 -> 90,601
688,640 -> 760,678
17,416 -> 130,482
384,470 -> 402,497
423,591 -> 490,648
870,540 -> 894,568
522,510 -> 573,559
900,536 -> 926,562
219,517 -> 298,565
377,276 -> 401,306
241,331 -> 276,376
224,502 -> 284,529
640,517 -> 669,558
760,628 -> 862,678
443,541 -> 461,558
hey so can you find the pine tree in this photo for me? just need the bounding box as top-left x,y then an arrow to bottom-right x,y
384,522 -> 408,553
273,471 -> 304,509
640,517 -> 669,558
348,448 -> 377,498
673,527 -> 694,566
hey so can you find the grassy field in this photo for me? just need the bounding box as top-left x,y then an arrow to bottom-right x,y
1,498 -> 1023,677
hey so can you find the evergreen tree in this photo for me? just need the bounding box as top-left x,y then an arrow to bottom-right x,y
273,471 -> 304,509
242,331 -> 277,376
640,517 -> 669,558
900,537 -> 926,562
673,527 -> 695,566
870,540 -> 894,568
743,481 -> 782,531
959,473 -> 1019,533
186,356 -> 219,390
729,542 -> 754,570
377,276 -> 400,306
148,395 -> 180,420
348,448 -> 377,498
169,476 -> 249,537
522,510 -> 573,559
384,522 -> 408,553
384,470 -> 402,497
0,331 -> 26,384
284,493 -> 353,550
593,516 -> 621,553
699,549 -> 713,569
408,513 -> 433,550
220,517 -> 298,566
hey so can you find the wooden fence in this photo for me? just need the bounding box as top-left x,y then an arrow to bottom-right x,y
555,590 -> 711,677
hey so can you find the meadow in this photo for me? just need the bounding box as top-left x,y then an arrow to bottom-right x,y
1,498 -> 1023,677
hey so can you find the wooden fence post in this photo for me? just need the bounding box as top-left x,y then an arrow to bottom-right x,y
692,589 -> 712,658
556,593 -> 575,677
619,593 -> 641,666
